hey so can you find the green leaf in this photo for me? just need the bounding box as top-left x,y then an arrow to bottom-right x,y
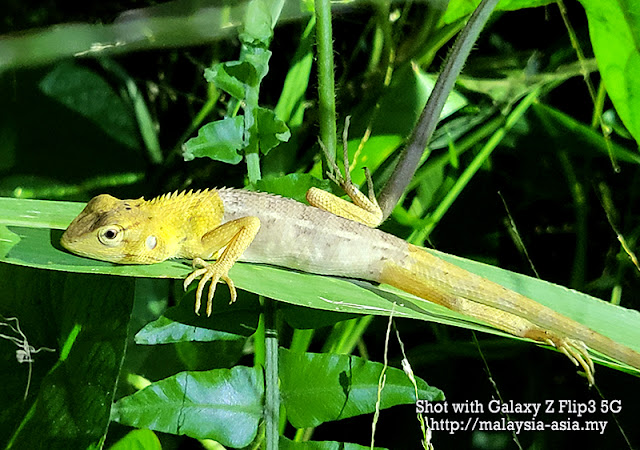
111,366 -> 263,447
280,348 -> 444,428
456,59 -> 599,105
240,40 -> 272,86
0,197 -> 83,229
204,50 -> 271,98
0,1 -> 273,71
39,61 -> 139,149
255,173 -> 331,203
281,436 -> 386,450
240,0 -> 276,46
135,287 -> 260,345
2,197 -> 640,375
205,62 -> 251,100
183,116 -> 245,164
135,315 -> 246,345
199,46 -> 275,172
579,0 -> 640,145
532,103 -> 640,165
0,264 -> 133,449
354,63 -> 467,141
108,429 -> 162,450
255,107 -> 291,155
442,0 -> 554,25
274,16 -> 315,126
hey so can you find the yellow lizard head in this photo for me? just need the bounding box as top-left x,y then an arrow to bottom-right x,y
61,194 -> 164,264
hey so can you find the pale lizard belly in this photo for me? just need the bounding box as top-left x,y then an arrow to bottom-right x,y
217,188 -> 408,281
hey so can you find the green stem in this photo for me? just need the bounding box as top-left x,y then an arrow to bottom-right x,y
339,315 -> 373,354
289,328 -> 314,354
264,298 -> 279,450
411,87 -> 540,243
245,151 -> 262,185
558,151 -> 587,289
378,0 -> 500,218
315,0 -> 338,162
254,310 -> 266,367
591,81 -> 607,129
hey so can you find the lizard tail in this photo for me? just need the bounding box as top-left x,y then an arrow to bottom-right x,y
378,244 -> 640,374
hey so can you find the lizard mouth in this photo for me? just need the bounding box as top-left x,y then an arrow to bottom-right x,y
60,229 -> 75,252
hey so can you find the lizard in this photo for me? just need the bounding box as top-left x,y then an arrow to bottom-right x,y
60,175 -> 640,386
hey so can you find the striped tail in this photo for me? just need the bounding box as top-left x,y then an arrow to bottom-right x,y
378,244 -> 640,383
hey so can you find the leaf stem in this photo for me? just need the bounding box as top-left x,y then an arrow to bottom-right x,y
410,87 -> 540,243
263,298 -> 279,450
315,0 -> 338,163
378,0 -> 500,218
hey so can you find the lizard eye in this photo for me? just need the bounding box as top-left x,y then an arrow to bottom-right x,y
98,226 -> 123,246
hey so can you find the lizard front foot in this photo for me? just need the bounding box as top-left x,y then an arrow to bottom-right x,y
183,257 -> 237,317
546,336 -> 595,386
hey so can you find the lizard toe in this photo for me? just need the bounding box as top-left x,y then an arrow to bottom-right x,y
186,261 -> 236,316
205,275 -> 221,317
548,336 -> 595,386
221,275 -> 237,304
197,271 -> 215,314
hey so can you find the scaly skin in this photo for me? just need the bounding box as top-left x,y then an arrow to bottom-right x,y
61,187 -> 640,384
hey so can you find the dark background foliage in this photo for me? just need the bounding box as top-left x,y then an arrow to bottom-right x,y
1,0 -> 639,448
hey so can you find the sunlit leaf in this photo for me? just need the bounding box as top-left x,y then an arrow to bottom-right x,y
580,0 -> 640,145
183,116 -> 245,164
111,366 -> 263,447
108,429 -> 162,450
1,198 -> 640,375
280,348 -> 444,428
255,107 -> 291,155
443,0 -> 554,25
281,436 -> 386,449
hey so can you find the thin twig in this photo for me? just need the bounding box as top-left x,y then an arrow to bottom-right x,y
0,317 -> 55,400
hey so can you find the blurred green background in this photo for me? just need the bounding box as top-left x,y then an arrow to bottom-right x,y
1,0 -> 640,448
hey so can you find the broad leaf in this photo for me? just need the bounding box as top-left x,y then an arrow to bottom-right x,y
1,197 -> 640,375
111,366 -> 263,447
255,173 -> 333,203
39,61 -> 139,149
108,429 -> 162,450
315,63 -> 467,186
533,103 -> 640,165
183,116 -> 245,164
255,107 -> 291,155
135,315 -> 246,345
280,348 -> 444,428
0,264 -> 133,449
281,437 -> 386,450
580,0 -> 640,145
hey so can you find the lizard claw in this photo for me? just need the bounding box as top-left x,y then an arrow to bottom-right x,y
183,258 -> 237,317
546,336 -> 595,386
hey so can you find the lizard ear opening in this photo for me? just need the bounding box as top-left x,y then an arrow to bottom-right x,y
145,235 -> 157,250
97,225 -> 124,247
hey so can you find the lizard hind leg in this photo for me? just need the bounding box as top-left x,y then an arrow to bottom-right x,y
535,332 -> 595,386
309,118 -> 383,227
